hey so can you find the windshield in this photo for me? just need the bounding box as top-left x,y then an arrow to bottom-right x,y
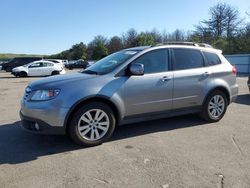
82,50 -> 139,75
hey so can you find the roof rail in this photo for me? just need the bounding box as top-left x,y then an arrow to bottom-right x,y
154,41 -> 213,48
197,43 -> 213,48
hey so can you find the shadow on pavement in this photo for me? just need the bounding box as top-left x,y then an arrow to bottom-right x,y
234,94 -> 250,105
0,121 -> 80,165
0,115 -> 206,165
0,76 -> 20,79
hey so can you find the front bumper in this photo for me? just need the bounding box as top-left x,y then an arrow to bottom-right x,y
20,112 -> 66,135
20,98 -> 70,135
11,71 -> 19,76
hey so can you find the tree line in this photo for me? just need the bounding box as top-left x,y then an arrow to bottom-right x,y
47,3 -> 250,60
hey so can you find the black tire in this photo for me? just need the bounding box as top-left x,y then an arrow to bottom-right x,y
19,71 -> 27,77
200,90 -> 228,122
5,66 -> 12,72
68,102 -> 116,146
51,71 -> 59,75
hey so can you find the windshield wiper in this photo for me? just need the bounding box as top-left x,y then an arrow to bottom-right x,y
82,70 -> 99,75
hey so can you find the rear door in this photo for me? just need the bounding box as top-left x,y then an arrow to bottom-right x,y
172,48 -> 212,109
40,62 -> 55,75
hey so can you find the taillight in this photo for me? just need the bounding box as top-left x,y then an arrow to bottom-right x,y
232,66 -> 237,75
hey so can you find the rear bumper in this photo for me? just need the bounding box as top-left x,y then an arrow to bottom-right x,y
20,111 -> 66,135
230,95 -> 238,103
230,84 -> 239,103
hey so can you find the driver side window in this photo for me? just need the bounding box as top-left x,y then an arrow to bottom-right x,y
132,49 -> 168,74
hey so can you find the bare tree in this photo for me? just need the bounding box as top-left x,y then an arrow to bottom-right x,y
194,24 -> 214,43
161,30 -> 169,42
198,3 -> 242,38
224,5 -> 242,38
202,3 -> 227,37
148,29 -> 162,43
122,29 -> 138,48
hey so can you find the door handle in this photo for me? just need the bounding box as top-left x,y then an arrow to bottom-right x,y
161,76 -> 171,82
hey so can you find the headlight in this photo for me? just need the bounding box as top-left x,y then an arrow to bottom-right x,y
30,89 -> 60,101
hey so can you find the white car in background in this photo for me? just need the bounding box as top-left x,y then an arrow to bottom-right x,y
12,60 -> 66,77
45,59 -> 68,66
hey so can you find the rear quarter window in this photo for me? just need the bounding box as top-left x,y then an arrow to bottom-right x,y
203,51 -> 221,65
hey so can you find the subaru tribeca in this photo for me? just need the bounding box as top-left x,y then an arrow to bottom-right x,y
20,43 -> 238,146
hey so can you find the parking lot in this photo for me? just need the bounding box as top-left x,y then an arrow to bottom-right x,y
0,70 -> 249,188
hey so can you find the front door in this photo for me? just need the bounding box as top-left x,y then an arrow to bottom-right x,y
123,49 -> 173,117
28,62 -> 43,76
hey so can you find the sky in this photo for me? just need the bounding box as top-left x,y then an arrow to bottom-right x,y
0,0 -> 249,55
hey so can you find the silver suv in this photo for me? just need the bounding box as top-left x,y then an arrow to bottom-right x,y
20,43 -> 238,146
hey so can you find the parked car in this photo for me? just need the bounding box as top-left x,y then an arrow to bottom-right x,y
45,59 -> 68,66
86,61 -> 96,68
1,57 -> 42,72
20,43 -> 238,146
12,60 -> 65,77
65,59 -> 89,69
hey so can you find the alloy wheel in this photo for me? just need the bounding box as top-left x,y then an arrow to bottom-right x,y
208,95 -> 225,119
77,109 -> 110,141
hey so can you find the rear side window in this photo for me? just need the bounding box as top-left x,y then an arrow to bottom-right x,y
132,49 -> 168,74
203,51 -> 221,65
173,49 -> 204,70
43,62 -> 54,67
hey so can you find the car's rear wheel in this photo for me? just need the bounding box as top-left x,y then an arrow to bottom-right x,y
200,90 -> 228,122
51,71 -> 59,75
68,102 -> 116,146
19,71 -> 27,77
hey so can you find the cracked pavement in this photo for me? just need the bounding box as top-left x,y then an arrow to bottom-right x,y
0,71 -> 249,188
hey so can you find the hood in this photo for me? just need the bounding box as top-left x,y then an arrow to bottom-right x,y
29,72 -> 97,89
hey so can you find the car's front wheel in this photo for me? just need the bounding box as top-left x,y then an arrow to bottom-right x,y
68,102 -> 116,146
200,90 -> 228,122
18,71 -> 27,77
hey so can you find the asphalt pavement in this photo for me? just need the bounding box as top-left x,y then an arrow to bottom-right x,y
0,70 -> 249,188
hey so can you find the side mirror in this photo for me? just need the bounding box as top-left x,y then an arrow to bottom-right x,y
129,63 -> 144,76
